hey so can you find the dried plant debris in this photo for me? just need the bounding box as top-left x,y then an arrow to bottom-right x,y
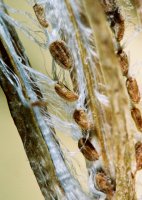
117,49 -> 129,76
103,4 -> 125,41
78,138 -> 99,161
95,171 -> 115,199
135,141 -> 142,170
55,82 -> 78,102
33,4 -> 48,28
73,109 -> 93,130
126,77 -> 140,103
131,107 -> 142,132
49,40 -> 74,70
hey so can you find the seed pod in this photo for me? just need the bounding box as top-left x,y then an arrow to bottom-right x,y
117,49 -> 128,76
135,142 -> 142,170
95,171 -> 115,198
73,109 -> 92,130
49,40 -> 74,70
55,82 -> 78,102
131,107 -> 142,132
33,4 -> 48,28
126,77 -> 140,103
78,138 -> 99,161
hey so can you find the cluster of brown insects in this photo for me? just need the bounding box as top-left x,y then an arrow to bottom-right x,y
33,2 -> 142,198
104,3 -> 142,175
49,38 -> 115,198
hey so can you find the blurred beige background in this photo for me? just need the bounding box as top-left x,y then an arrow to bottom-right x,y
1,0 -> 142,199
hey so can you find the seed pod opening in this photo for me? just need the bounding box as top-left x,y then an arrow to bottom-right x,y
126,77 -> 140,103
95,171 -> 115,198
73,109 -> 92,130
131,107 -> 142,132
78,138 -> 99,161
55,82 -> 78,102
135,142 -> 142,170
117,49 -> 128,76
49,40 -> 74,70
33,4 -> 48,28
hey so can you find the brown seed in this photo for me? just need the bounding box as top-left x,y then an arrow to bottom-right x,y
116,17 -> 125,42
73,109 -> 92,130
126,77 -> 140,103
78,138 -> 99,161
135,142 -> 142,170
49,40 -> 74,70
33,4 -> 48,28
55,82 -> 78,102
95,171 -> 115,198
131,107 -> 142,132
117,50 -> 128,76
31,100 -> 48,107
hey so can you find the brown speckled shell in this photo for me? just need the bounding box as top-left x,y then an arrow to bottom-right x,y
95,171 -> 115,198
33,4 -> 48,28
73,109 -> 92,130
55,82 -> 78,102
131,107 -> 142,132
117,50 -> 128,76
116,17 -> 125,42
49,40 -> 74,70
135,142 -> 142,170
78,138 -> 99,161
126,77 -> 140,103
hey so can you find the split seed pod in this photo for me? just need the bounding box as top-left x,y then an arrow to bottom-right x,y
78,138 -> 99,161
73,109 -> 92,130
95,171 -> 115,198
117,49 -> 128,76
135,142 -> 142,170
55,82 -> 78,102
49,40 -> 74,70
33,4 -> 48,28
126,77 -> 140,103
131,107 -> 142,132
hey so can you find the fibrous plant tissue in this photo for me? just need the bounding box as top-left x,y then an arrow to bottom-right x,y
0,0 -> 142,199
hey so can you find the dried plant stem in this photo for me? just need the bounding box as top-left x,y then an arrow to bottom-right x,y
0,21 -> 63,200
0,8 -> 90,200
83,0 -> 136,199
64,0 -> 110,174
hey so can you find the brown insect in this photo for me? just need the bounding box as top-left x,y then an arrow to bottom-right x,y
126,77 -> 140,103
33,4 -> 48,28
131,107 -> 142,132
95,171 -> 115,198
78,138 -> 99,161
49,40 -> 74,70
135,141 -> 142,170
117,49 -> 128,76
55,82 -> 78,102
73,109 -> 93,130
